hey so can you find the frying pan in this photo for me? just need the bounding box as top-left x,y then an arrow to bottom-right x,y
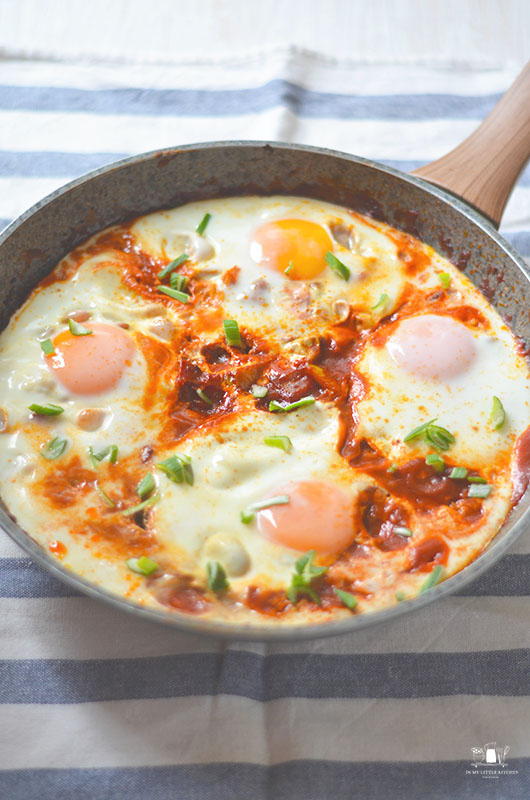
1,65 -> 530,641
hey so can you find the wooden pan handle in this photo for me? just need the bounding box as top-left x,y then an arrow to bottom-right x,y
412,63 -> 530,228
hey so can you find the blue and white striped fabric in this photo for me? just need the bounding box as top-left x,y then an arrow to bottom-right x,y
0,50 -> 529,799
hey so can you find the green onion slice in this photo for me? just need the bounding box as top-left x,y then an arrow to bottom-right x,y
41,436 -> 68,460
196,388 -> 213,406
468,484 -> 492,498
196,212 -> 211,236
284,260 -> 294,275
468,476 -> 487,484
156,454 -> 194,486
449,466 -> 468,479
90,444 -> 118,465
418,564 -> 444,594
264,435 -> 292,453
490,396 -> 506,430
158,285 -> 189,303
333,587 -> 358,610
269,395 -> 315,413
371,292 -> 389,311
404,417 -> 455,451
68,318 -> 92,336
29,402 -> 64,416
96,486 -> 115,507
439,272 -> 451,289
40,338 -> 55,356
170,273 -> 187,292
206,561 -> 229,593
223,319 -> 242,347
122,492 -> 160,517
325,251 -> 350,281
126,556 -> 159,576
395,590 -> 407,602
425,453 -> 445,473
287,549 -> 327,604
137,472 -> 155,499
394,526 -> 412,537
241,494 -> 290,524
388,462 -> 398,473
158,253 -> 188,280
251,384 -> 268,398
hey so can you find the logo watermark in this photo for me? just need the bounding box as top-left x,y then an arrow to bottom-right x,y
465,742 -> 518,779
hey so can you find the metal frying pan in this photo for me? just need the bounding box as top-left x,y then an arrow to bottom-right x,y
1,65 -> 530,641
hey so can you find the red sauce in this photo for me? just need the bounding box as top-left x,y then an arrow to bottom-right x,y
512,424 -> 530,504
357,486 -> 410,551
40,456 -> 96,508
48,539 -> 67,558
407,537 -> 449,572
246,587 -> 290,616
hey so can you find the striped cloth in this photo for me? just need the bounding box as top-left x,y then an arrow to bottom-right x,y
0,49 -> 529,799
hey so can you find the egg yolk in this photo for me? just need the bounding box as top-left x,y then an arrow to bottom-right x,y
250,219 -> 332,280
257,479 -> 354,554
386,314 -> 476,380
47,322 -> 135,395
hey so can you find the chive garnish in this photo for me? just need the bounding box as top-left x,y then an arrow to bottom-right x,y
425,453 -> 445,473
418,564 -> 443,594
439,272 -> 451,289
126,556 -> 159,576
158,253 -> 188,280
29,403 -> 64,416
158,285 -> 189,303
388,462 -> 398,473
325,251 -> 350,281
395,590 -> 407,602
287,550 -> 327,604
333,587 -> 358,610
450,466 -> 468,479
137,472 -> 155,499
96,486 -> 115,507
394,526 -> 413,537
90,444 -> 118,465
251,385 -> 268,398
122,492 -> 160,517
196,388 -> 213,406
41,436 -> 68,460
269,395 -> 315,413
404,418 -> 455,451
40,338 -> 55,356
371,292 -> 389,311
468,476 -> 487,484
223,319 -> 242,348
170,273 -> 187,292
196,213 -> 211,236
490,396 -> 506,430
468,484 -> 492,498
264,435 -> 292,453
241,494 -> 290,524
156,454 -> 194,486
68,318 -> 92,336
206,561 -> 229,593
284,260 -> 294,275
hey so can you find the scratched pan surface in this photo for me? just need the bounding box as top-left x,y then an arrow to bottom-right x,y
0,141 -> 529,641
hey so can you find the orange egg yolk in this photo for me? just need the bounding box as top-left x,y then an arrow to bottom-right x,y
251,219 -> 332,280
47,322 -> 135,395
257,480 -> 354,554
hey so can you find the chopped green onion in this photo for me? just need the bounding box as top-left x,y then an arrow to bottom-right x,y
284,260 -> 294,275
388,462 -> 398,473
418,564 -> 443,594
29,402 -> 64,416
158,285 -> 189,303
269,395 -> 315,413
287,549 -> 327,604
371,292 -> 389,311
196,212 -> 211,235
251,384 -> 268,398
439,272 -> 451,289
137,472 -> 155,499
264,435 -> 292,453
122,492 -> 160,517
206,561 -> 229,593
468,476 -> 487,484
394,526 -> 412,537
170,272 -> 187,292
223,319 -> 242,347
90,444 -> 118,465
450,466 -> 468,479
395,590 -> 407,602
68,318 -> 92,336
468,484 -> 492,498
333,587 -> 358,610
156,454 -> 194,486
96,486 -> 115,507
126,556 -> 159,576
490,396 -> 506,430
88,446 -> 99,468
325,251 -> 350,281
196,388 -> 213,406
404,418 -> 438,442
241,494 -> 290,524
426,453 -> 445,473
40,338 -> 55,356
404,417 -> 455,451
158,253 -> 188,280
41,436 -> 68,460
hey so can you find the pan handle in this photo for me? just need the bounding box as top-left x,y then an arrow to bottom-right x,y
412,62 -> 530,229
